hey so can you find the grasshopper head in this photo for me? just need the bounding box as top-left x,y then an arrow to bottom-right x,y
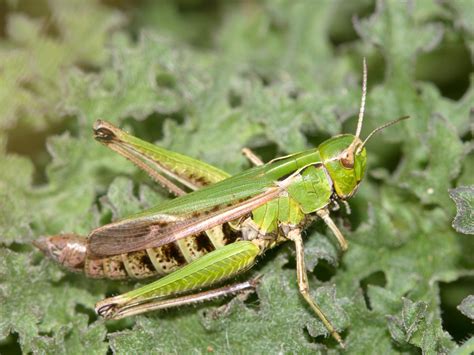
319,135 -> 367,199
319,58 -> 408,199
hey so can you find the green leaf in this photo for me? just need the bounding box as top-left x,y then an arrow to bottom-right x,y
401,115 -> 465,208
451,338 -> 474,355
458,295 -> 474,320
387,298 -> 428,345
1,0 -> 472,353
0,155 -> 35,244
449,186 -> 474,235
0,249 -> 108,353
0,0 -> 125,131
386,297 -> 454,353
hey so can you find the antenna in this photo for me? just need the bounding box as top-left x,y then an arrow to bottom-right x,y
356,116 -> 410,154
355,58 -> 367,138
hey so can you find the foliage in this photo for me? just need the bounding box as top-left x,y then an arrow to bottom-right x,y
450,186 -> 474,235
0,0 -> 472,353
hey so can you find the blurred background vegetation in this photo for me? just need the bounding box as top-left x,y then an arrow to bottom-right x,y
0,0 -> 472,353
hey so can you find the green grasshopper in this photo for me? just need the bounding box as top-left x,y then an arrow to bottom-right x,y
34,60 -> 408,347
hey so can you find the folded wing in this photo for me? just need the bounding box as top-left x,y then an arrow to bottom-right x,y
88,185 -> 284,256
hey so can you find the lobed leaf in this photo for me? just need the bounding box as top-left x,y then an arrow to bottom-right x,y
449,186 -> 474,235
0,0 -> 473,353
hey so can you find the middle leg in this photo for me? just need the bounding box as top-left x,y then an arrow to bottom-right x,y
288,228 -> 345,348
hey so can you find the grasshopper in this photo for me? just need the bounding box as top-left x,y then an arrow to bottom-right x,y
34,60 -> 408,347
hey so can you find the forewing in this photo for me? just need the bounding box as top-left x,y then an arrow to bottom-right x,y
88,185 -> 284,256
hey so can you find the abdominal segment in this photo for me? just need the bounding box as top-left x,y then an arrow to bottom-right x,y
35,224 -> 245,280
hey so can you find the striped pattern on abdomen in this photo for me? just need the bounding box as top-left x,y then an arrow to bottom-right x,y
84,223 -> 243,279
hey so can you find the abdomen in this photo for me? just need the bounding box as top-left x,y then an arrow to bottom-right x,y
35,225 -> 243,280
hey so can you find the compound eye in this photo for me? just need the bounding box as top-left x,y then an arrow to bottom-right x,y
340,152 -> 354,169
